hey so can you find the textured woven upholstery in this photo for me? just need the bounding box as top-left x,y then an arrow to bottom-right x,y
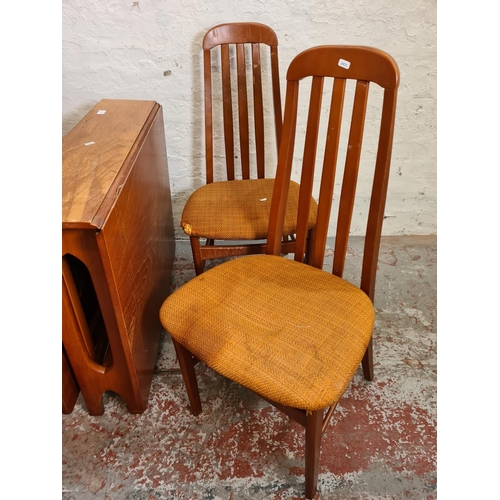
181,179 -> 318,240
160,254 -> 374,411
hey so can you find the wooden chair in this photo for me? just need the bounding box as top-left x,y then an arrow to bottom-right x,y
182,22 -> 317,275
160,45 -> 399,498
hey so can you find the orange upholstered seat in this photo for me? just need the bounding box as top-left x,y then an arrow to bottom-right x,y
160,254 -> 374,411
181,179 -> 317,241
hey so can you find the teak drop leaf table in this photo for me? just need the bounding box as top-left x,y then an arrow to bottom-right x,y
62,99 -> 175,415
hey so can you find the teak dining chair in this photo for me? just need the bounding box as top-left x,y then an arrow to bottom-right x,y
160,45 -> 399,498
181,22 -> 317,275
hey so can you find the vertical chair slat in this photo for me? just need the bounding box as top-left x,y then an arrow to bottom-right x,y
236,43 -> 250,179
294,76 -> 324,264
221,44 -> 235,180
333,80 -> 370,278
252,43 -> 266,179
204,49 -> 215,184
267,81 -> 300,256
361,87 -> 399,300
271,45 -> 283,155
312,77 -> 346,269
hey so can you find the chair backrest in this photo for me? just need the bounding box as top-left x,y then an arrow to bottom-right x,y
267,45 -> 400,301
203,22 -> 283,183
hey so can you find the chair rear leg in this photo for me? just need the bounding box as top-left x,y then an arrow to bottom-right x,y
189,236 -> 205,276
172,338 -> 202,416
361,337 -> 374,381
305,409 -> 323,499
305,227 -> 316,265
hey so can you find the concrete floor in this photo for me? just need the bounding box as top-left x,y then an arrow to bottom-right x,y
62,235 -> 437,499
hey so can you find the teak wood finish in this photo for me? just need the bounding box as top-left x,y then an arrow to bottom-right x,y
161,46 -> 399,499
186,22 -> 288,275
62,99 -> 175,415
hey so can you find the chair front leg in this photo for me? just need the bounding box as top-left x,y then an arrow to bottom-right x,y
172,338 -> 202,416
305,409 -> 323,499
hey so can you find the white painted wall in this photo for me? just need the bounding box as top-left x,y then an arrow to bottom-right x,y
62,0 -> 436,239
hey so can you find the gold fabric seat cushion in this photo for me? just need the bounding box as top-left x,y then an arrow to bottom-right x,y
181,178 -> 318,240
160,255 -> 375,411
